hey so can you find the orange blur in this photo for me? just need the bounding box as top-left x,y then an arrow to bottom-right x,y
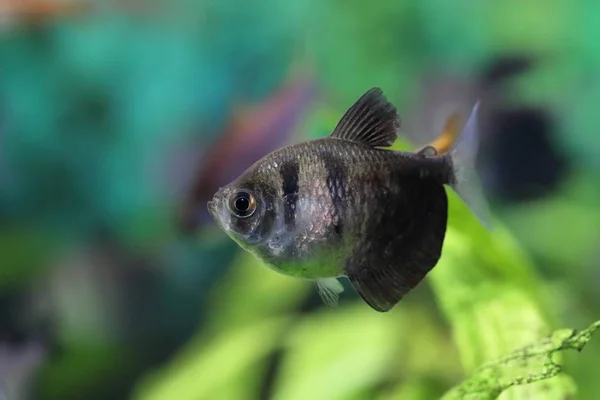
422,112 -> 462,156
0,0 -> 90,18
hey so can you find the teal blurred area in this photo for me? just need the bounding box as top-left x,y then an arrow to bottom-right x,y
0,1 -> 599,399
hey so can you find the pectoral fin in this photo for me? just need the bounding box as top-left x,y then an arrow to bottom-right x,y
316,278 -> 344,307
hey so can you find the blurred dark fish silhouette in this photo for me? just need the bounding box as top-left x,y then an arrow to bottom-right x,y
402,56 -> 534,149
208,88 -> 491,312
483,107 -> 567,202
477,57 -> 568,202
405,56 -> 568,204
178,76 -> 317,233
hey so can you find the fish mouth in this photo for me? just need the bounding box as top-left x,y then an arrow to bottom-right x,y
207,200 -> 216,214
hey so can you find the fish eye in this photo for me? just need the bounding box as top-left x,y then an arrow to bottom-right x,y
228,190 -> 257,218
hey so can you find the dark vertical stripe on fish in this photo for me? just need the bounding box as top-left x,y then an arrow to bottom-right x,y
280,160 -> 300,228
323,151 -> 349,236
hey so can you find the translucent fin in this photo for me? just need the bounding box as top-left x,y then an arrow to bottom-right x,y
446,101 -> 494,231
316,278 -> 344,307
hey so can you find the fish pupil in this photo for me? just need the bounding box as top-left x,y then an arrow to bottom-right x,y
235,197 -> 249,212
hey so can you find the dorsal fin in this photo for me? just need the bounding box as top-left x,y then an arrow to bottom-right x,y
330,88 -> 400,147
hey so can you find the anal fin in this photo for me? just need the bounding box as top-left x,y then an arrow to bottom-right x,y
344,180 -> 448,312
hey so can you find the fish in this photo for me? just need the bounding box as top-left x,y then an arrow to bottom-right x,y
207,87 -> 491,312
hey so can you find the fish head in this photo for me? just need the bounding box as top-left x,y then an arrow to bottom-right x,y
207,176 -> 278,249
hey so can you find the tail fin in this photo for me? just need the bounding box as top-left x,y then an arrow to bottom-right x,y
445,102 -> 493,230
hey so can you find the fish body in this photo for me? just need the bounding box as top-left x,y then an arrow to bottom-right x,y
208,88 -> 491,312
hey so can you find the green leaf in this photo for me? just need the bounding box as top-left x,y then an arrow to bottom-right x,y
133,317 -> 292,400
442,321 -> 599,399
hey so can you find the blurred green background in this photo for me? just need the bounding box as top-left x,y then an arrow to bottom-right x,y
0,1 -> 599,399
